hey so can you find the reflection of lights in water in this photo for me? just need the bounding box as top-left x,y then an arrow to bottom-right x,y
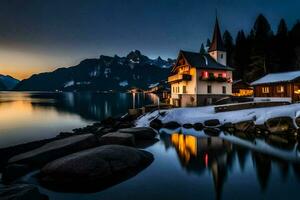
205,153 -> 208,167
104,100 -> 111,117
119,93 -> 126,101
64,92 -> 75,107
132,93 -> 136,109
147,93 -> 159,105
137,93 -> 140,107
171,133 -> 197,163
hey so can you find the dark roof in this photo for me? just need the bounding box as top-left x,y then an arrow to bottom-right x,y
208,17 -> 225,52
177,50 -> 233,71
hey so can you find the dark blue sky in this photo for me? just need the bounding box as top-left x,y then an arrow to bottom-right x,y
0,0 -> 299,79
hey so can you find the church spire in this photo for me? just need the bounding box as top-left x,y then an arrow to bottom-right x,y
208,16 -> 225,52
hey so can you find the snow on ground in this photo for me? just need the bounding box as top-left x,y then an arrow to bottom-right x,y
136,103 -> 300,127
119,80 -> 128,87
64,80 -> 74,88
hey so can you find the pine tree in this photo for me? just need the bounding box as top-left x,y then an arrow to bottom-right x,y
248,14 -> 273,79
200,43 -> 206,54
223,30 -> 234,66
233,30 -> 250,80
290,21 -> 300,69
206,39 -> 211,49
272,19 -> 293,72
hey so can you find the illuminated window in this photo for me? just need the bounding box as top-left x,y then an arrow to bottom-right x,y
207,85 -> 212,94
262,87 -> 269,93
277,85 -> 284,93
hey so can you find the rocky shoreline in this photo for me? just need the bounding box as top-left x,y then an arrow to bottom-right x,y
2,105 -> 300,199
0,112 -> 157,199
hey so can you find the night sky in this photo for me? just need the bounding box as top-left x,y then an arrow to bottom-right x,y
0,0 -> 299,80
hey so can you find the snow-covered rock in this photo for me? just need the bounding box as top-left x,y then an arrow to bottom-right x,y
136,103 -> 300,128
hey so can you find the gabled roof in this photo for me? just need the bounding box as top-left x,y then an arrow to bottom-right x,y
172,50 -> 233,72
251,71 -> 300,85
208,17 -> 225,52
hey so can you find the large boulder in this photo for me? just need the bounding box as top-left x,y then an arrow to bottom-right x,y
0,184 -> 48,200
265,116 -> 296,134
193,123 -> 204,131
182,124 -> 193,129
39,145 -> 154,192
119,127 -> 157,139
234,120 -> 255,132
162,121 -> 181,129
8,134 -> 99,167
98,132 -> 135,146
204,119 -> 221,128
149,118 -> 163,129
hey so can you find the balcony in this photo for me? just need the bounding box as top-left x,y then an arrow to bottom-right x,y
200,76 -> 230,83
168,74 -> 192,83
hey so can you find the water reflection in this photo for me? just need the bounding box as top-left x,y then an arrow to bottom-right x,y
160,131 -> 300,200
0,92 -> 157,147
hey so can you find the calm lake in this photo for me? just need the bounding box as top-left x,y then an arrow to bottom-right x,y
0,92 -> 157,148
1,92 -> 300,199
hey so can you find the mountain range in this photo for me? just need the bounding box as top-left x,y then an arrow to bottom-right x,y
0,75 -> 19,90
14,50 -> 175,92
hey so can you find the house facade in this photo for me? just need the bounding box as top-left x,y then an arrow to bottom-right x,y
168,18 -> 234,107
251,71 -> 300,103
232,80 -> 253,97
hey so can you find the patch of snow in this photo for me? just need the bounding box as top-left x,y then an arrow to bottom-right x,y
148,82 -> 159,88
136,103 -> 300,128
119,80 -> 128,87
254,97 -> 291,103
76,81 -> 90,85
64,80 -> 74,88
130,59 -> 140,64
251,71 -> 300,85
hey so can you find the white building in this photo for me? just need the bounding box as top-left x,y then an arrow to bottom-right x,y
168,17 -> 234,107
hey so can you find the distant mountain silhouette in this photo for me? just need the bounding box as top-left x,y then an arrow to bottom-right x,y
14,50 -> 175,91
0,75 -> 19,90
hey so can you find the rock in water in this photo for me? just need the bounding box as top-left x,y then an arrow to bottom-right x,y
182,124 -> 193,129
265,116 -> 296,134
149,118 -> 163,129
204,119 -> 221,127
0,184 -> 48,200
98,132 -> 135,146
193,123 -> 204,131
119,127 -> 157,139
162,121 -> 181,129
8,134 -> 99,167
39,145 -> 154,192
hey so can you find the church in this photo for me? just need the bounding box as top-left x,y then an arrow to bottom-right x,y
168,17 -> 234,107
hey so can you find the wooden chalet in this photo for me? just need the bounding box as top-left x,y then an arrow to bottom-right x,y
251,71 -> 300,102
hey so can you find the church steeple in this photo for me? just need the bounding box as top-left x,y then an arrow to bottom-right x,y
208,15 -> 227,66
208,16 -> 225,52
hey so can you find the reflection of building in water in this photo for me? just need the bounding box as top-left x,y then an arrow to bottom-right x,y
171,134 -> 197,164
161,132 -> 300,199
168,133 -> 233,200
